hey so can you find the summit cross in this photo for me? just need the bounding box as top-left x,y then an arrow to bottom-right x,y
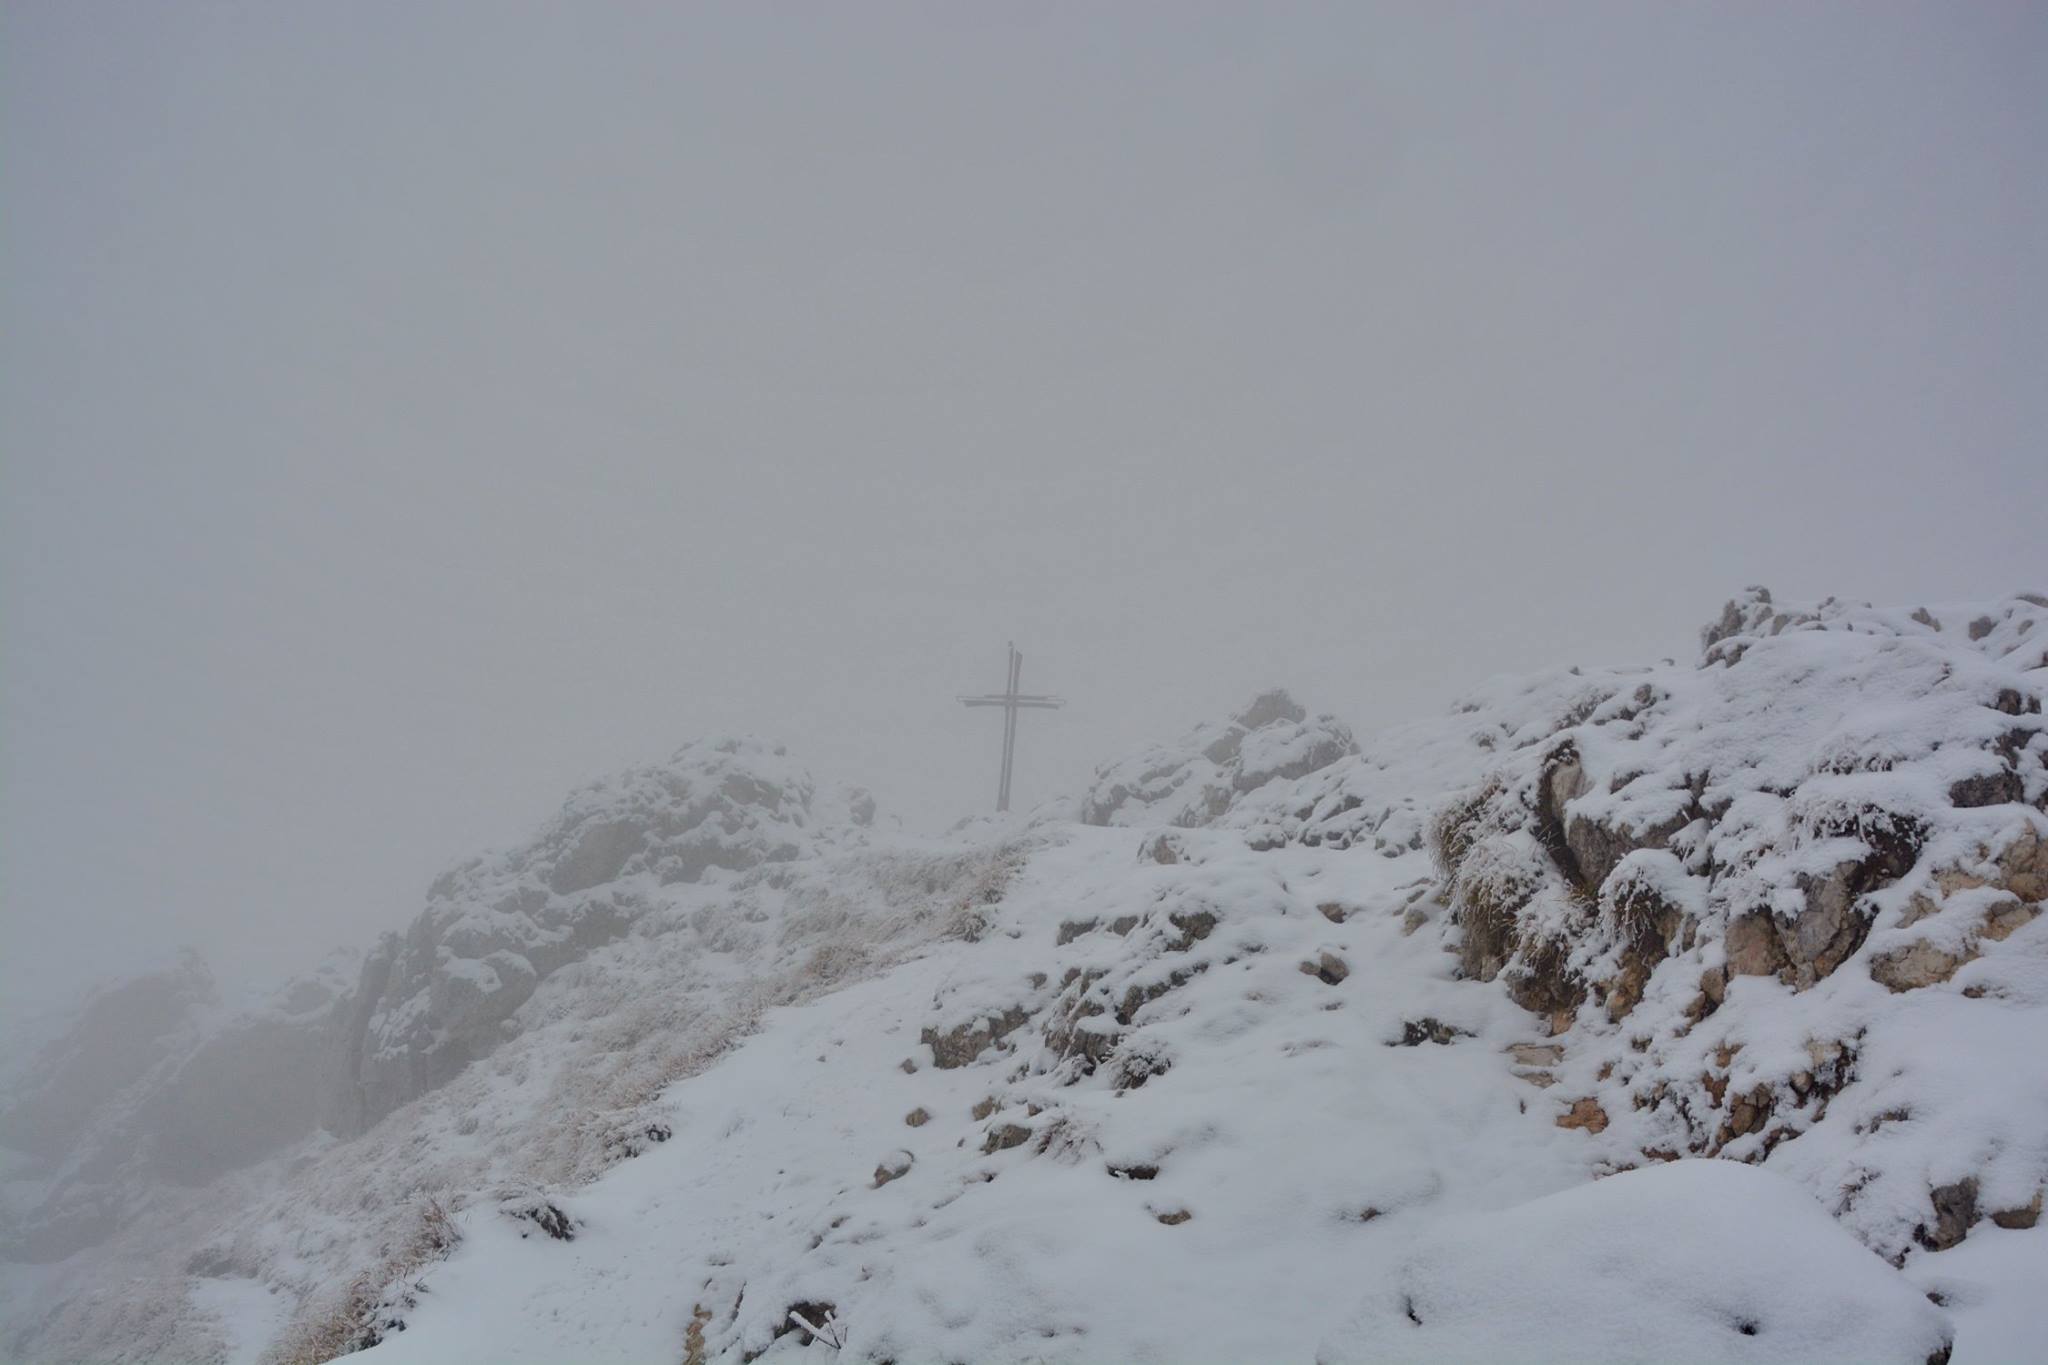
958,643 -> 1065,813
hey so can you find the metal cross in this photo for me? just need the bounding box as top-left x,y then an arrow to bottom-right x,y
959,642 -> 1065,813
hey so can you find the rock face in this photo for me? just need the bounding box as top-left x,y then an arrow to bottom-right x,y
1428,591 -> 2046,1017
1418,589 -> 2048,1257
1080,689 -> 1355,828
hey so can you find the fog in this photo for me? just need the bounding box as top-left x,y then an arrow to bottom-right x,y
3,1 -> 2043,1018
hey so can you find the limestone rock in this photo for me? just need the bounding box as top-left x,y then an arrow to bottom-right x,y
1556,1098 -> 1609,1134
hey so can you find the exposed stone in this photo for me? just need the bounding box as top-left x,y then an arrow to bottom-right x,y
1726,1084 -> 1774,1138
1871,942 -> 1970,993
1601,869 -> 1690,1021
1300,952 -> 1349,985
1983,899 -> 2042,940
1950,770 -> 2024,809
982,1123 -> 1033,1154
1873,899 -> 2039,991
1394,1018 -> 1471,1047
1153,1208 -> 1192,1226
872,1150 -> 914,1187
1990,1190 -> 2042,1230
1788,860 -> 1884,985
1916,1178 -> 1978,1251
1168,908 -> 1219,949
1556,1098 -> 1609,1133
1510,1043 -> 1564,1067
1725,913 -> 1789,978
1504,935 -> 1587,1020
1144,833 -> 1182,865
1995,827 -> 2048,902
502,1198 -> 576,1241
922,1004 -> 1032,1069
904,1107 -> 930,1128
1317,901 -> 1349,924
1699,965 -> 1728,1005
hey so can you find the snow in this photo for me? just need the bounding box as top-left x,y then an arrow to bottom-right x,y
1318,1161 -> 1949,1365
364,820 -> 1970,1363
188,1276 -> 295,1365
370,827 -> 1602,1364
6,588 -> 2045,1363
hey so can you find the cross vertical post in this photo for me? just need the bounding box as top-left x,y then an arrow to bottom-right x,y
959,643 -> 1065,813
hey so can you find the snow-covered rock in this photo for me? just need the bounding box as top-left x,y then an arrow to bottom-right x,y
1079,688 -> 1356,828
328,735 -> 864,1136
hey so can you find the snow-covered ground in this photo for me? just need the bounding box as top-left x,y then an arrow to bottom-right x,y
4,589 -> 2043,1363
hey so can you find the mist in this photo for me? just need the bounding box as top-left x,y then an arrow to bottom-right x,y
4,0 -> 2044,1019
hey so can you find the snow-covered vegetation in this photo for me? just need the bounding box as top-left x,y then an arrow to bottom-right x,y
4,590 -> 2044,1362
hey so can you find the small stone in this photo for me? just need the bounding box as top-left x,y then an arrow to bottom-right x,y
1509,1043 -> 1564,1067
904,1107 -> 931,1128
1917,1178 -> 1979,1251
1395,1018 -> 1470,1047
1153,1208 -> 1192,1226
1990,1190 -> 2042,1230
1317,902 -> 1349,924
970,1096 -> 998,1121
872,1150 -> 914,1187
982,1123 -> 1033,1154
1305,952 -> 1349,985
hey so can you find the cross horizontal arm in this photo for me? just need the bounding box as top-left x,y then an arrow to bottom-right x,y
959,695 -> 1067,708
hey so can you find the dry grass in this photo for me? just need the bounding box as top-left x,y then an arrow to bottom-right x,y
264,1194 -> 461,1365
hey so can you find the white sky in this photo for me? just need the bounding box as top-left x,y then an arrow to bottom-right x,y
4,1 -> 2044,1013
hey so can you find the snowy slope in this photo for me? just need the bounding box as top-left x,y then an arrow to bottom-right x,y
4,589 -> 2044,1364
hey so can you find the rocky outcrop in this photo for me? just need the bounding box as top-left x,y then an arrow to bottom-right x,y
0,736 -> 877,1265
1420,589 -> 2048,1260
0,951 -> 216,1161
1432,591 -> 2047,1015
322,737 -> 862,1136
1080,689 -> 1355,828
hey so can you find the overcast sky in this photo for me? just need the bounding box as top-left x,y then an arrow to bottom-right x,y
4,1 -> 2043,1015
